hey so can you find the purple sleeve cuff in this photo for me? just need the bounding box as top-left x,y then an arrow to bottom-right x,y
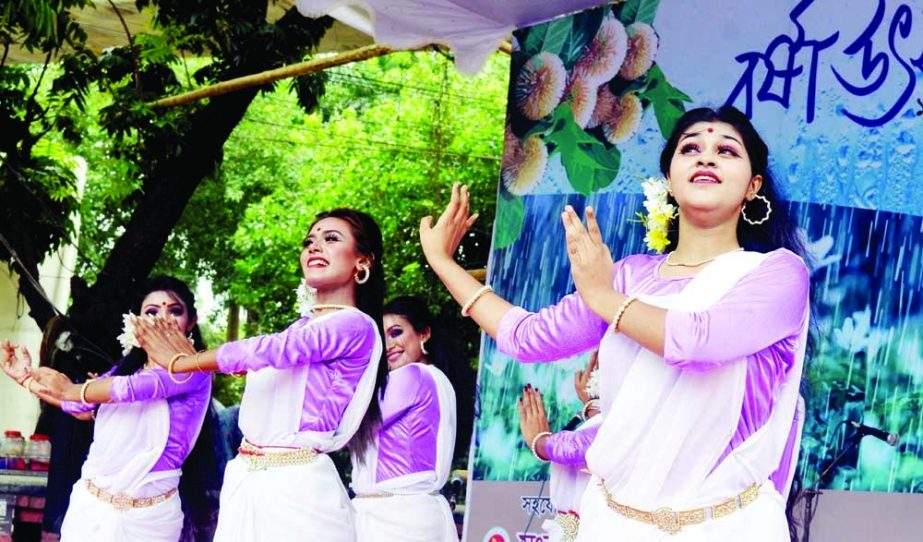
61,400 -> 94,414
108,369 -> 210,403
544,424 -> 598,467
495,294 -> 607,363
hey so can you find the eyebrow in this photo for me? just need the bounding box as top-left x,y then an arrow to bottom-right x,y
385,324 -> 403,332
680,131 -> 743,146
307,229 -> 345,238
142,302 -> 184,310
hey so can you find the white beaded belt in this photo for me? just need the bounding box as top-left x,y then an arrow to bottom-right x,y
353,490 -> 441,499
85,479 -> 176,512
238,440 -> 319,471
600,482 -> 761,534
554,511 -> 580,542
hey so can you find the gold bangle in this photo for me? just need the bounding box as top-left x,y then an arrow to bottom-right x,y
610,294 -> 638,333
581,399 -> 599,420
168,353 -> 193,384
461,285 -> 493,317
530,431 -> 552,463
80,379 -> 94,405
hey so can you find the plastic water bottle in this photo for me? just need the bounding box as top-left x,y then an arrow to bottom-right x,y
25,434 -> 51,472
0,432 -> 25,471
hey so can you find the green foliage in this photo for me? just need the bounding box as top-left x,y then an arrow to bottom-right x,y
225,51 -> 508,334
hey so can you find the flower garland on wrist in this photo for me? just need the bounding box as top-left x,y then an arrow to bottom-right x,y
638,177 -> 676,254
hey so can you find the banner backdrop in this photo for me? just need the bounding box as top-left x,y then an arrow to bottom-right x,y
465,1 -> 923,540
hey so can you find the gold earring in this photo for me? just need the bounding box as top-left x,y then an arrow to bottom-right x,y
355,265 -> 370,284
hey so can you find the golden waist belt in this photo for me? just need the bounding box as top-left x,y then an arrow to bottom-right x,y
238,440 -> 319,471
600,482 -> 761,534
85,479 -> 176,512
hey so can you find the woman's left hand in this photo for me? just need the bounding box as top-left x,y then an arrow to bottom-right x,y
517,385 -> 551,448
29,367 -> 75,400
561,206 -> 615,308
133,316 -> 196,368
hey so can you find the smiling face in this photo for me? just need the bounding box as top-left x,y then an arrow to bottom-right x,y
383,313 -> 430,371
300,217 -> 370,292
667,121 -> 762,224
141,290 -> 194,333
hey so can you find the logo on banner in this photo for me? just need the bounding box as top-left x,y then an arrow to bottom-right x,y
483,527 -> 510,542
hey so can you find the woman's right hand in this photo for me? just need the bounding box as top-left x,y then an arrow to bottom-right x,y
133,315 -> 196,368
517,385 -> 552,449
419,183 -> 479,271
0,341 -> 32,383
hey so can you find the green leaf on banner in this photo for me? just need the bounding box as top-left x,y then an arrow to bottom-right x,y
540,18 -> 573,56
619,0 -> 661,24
635,0 -> 662,25
559,9 -> 604,67
639,64 -> 691,138
494,190 -> 526,249
545,104 -> 621,195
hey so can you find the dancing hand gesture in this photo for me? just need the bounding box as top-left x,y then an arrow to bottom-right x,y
0,341 -> 33,383
561,205 -> 615,307
133,315 -> 196,369
420,183 -> 479,269
29,367 -> 74,400
517,385 -> 551,449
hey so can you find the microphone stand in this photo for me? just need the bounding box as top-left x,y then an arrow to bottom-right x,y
801,431 -> 864,542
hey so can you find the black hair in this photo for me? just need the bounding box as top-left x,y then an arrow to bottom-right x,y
109,275 -> 219,539
658,105 -> 808,260
308,209 -> 388,457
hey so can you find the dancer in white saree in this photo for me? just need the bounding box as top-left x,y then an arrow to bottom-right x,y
1,276 -> 212,542
351,296 -> 459,542
136,209 -> 389,542
420,106 -> 811,541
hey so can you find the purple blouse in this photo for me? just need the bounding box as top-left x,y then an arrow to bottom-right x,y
62,366 -> 212,472
545,423 -> 599,468
497,249 -> 810,494
215,310 -> 377,433
373,363 -> 442,482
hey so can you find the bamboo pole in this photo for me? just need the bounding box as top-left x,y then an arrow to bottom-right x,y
150,44 -> 393,108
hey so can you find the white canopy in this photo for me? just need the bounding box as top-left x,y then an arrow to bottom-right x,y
296,0 -> 611,73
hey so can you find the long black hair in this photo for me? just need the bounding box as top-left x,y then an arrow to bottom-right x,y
308,209 -> 388,457
659,105 -> 808,260
111,275 -> 220,540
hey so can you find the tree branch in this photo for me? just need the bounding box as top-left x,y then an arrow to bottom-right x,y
106,0 -> 141,92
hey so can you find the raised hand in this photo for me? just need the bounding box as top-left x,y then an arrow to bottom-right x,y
561,205 -> 615,305
419,183 -> 479,270
0,341 -> 33,383
574,350 -> 599,404
517,385 -> 551,449
133,315 -> 196,369
29,367 -> 74,400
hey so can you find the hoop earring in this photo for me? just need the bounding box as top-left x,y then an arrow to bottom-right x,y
420,340 -> 429,356
355,265 -> 370,284
741,194 -> 772,225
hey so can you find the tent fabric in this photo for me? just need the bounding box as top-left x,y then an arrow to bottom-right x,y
296,0 -> 610,73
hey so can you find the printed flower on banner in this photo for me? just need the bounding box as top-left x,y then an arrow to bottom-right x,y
620,22 -> 659,81
515,52 -> 566,121
600,92 -> 643,144
565,75 -> 598,128
573,16 -> 628,87
638,177 -> 676,254
501,126 -> 548,195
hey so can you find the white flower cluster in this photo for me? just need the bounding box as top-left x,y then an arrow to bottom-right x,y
117,313 -> 141,355
295,280 -> 318,318
639,177 -> 676,254
584,367 -> 600,400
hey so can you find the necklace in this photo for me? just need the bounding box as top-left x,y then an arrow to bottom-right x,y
664,247 -> 743,268
312,304 -> 355,312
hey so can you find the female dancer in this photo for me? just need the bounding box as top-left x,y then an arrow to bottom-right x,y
1,276 -> 212,542
518,357 -> 601,542
350,295 -> 459,541
420,106 -> 810,540
134,209 -> 387,542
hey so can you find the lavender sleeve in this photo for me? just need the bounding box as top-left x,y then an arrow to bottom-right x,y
215,311 -> 375,374
544,423 -> 599,467
60,366 -> 117,414
107,368 -> 211,403
379,364 -> 423,426
663,250 -> 809,370
496,293 -> 610,363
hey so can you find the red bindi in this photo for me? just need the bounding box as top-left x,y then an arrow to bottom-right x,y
707,127 -> 714,133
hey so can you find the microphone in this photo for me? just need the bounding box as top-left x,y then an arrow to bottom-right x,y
849,421 -> 900,446
447,476 -> 464,510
